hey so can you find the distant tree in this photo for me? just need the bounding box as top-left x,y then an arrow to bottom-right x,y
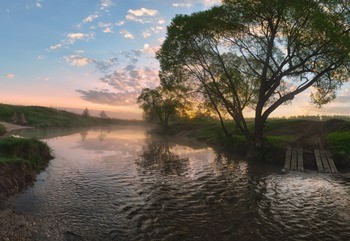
82,108 -> 90,118
137,87 -> 182,131
157,0 -> 350,157
99,110 -> 108,119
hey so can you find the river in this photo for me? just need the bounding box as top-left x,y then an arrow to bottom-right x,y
9,125 -> 350,240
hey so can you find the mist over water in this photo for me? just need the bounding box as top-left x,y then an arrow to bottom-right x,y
11,126 -> 350,240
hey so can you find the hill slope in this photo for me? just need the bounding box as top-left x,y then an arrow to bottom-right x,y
0,104 -> 140,128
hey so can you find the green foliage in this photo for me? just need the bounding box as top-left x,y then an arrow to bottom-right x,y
0,137 -> 52,170
82,108 -> 90,118
99,110 -> 108,119
138,87 -> 182,130
0,123 -> 5,135
158,0 -> 350,152
326,131 -> 350,165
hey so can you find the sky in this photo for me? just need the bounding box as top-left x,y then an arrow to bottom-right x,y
0,0 -> 349,119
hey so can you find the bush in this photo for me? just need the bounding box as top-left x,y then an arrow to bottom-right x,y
326,131 -> 350,167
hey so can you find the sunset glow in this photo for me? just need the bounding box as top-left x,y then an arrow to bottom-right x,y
1,0 -> 349,119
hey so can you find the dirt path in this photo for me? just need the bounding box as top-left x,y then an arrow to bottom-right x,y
0,121 -> 32,136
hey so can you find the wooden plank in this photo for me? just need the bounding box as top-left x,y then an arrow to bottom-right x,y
314,149 -> 324,172
291,148 -> 298,171
320,150 -> 331,173
297,148 -> 304,172
325,150 -> 338,173
284,147 -> 292,170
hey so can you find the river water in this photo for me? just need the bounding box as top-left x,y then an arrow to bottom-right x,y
10,126 -> 350,240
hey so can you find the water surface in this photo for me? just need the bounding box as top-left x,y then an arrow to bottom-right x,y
11,126 -> 350,240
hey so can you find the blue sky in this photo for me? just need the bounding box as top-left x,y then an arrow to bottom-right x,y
0,0 -> 349,119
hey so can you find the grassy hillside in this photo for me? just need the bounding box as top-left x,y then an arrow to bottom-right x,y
0,104 -> 141,128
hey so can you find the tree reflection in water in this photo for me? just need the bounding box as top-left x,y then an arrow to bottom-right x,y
137,135 -> 189,176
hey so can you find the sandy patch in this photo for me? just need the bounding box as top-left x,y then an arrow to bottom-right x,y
0,122 -> 33,133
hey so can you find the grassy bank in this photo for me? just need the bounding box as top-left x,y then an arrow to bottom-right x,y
322,119 -> 350,169
0,103 -> 141,128
168,117 -> 350,167
0,123 -> 5,136
0,137 -> 53,199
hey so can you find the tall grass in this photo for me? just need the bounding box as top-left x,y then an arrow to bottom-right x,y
0,137 -> 53,170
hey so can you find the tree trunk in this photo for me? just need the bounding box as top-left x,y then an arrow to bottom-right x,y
248,114 -> 266,162
253,117 -> 264,148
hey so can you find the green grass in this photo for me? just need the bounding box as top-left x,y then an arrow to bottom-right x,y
0,103 -> 141,128
168,117 -> 350,165
0,137 -> 53,170
0,123 -> 5,135
326,131 -> 350,167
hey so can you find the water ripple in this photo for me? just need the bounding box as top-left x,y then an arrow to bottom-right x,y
10,127 -> 350,240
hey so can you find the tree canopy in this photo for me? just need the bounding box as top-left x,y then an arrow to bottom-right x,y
137,87 -> 182,131
157,0 -> 350,153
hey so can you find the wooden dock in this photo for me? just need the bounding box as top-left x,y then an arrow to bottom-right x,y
284,147 -> 303,171
284,147 -> 338,173
314,149 -> 338,173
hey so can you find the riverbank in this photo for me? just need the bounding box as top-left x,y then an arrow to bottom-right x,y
0,137 -> 53,201
0,121 -> 33,135
0,131 -> 53,239
167,117 -> 350,169
0,103 -> 140,202
0,120 -> 51,201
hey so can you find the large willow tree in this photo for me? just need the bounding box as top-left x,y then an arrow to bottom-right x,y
157,0 -> 350,156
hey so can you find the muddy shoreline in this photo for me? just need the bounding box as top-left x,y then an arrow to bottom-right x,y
0,122 -> 52,240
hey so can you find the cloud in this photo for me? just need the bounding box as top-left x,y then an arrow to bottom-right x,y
120,50 -> 142,64
158,18 -> 166,24
49,43 -> 62,50
76,48 -> 160,106
143,44 -> 160,55
201,0 -> 222,7
142,31 -> 151,38
37,56 -> 46,60
126,8 -> 160,24
98,22 -> 113,33
333,95 -> 350,103
115,20 -> 125,26
172,0 -> 221,8
92,57 -> 118,73
141,26 -> 165,38
128,8 -> 158,17
76,89 -> 138,105
5,73 -> 15,79
172,3 -> 192,8
67,32 -> 94,44
103,28 -> 113,33
36,2 -> 42,8
100,66 -> 159,94
120,29 -> 134,39
64,55 -> 92,67
83,13 -> 99,23
26,0 -> 43,10
100,0 -> 113,11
